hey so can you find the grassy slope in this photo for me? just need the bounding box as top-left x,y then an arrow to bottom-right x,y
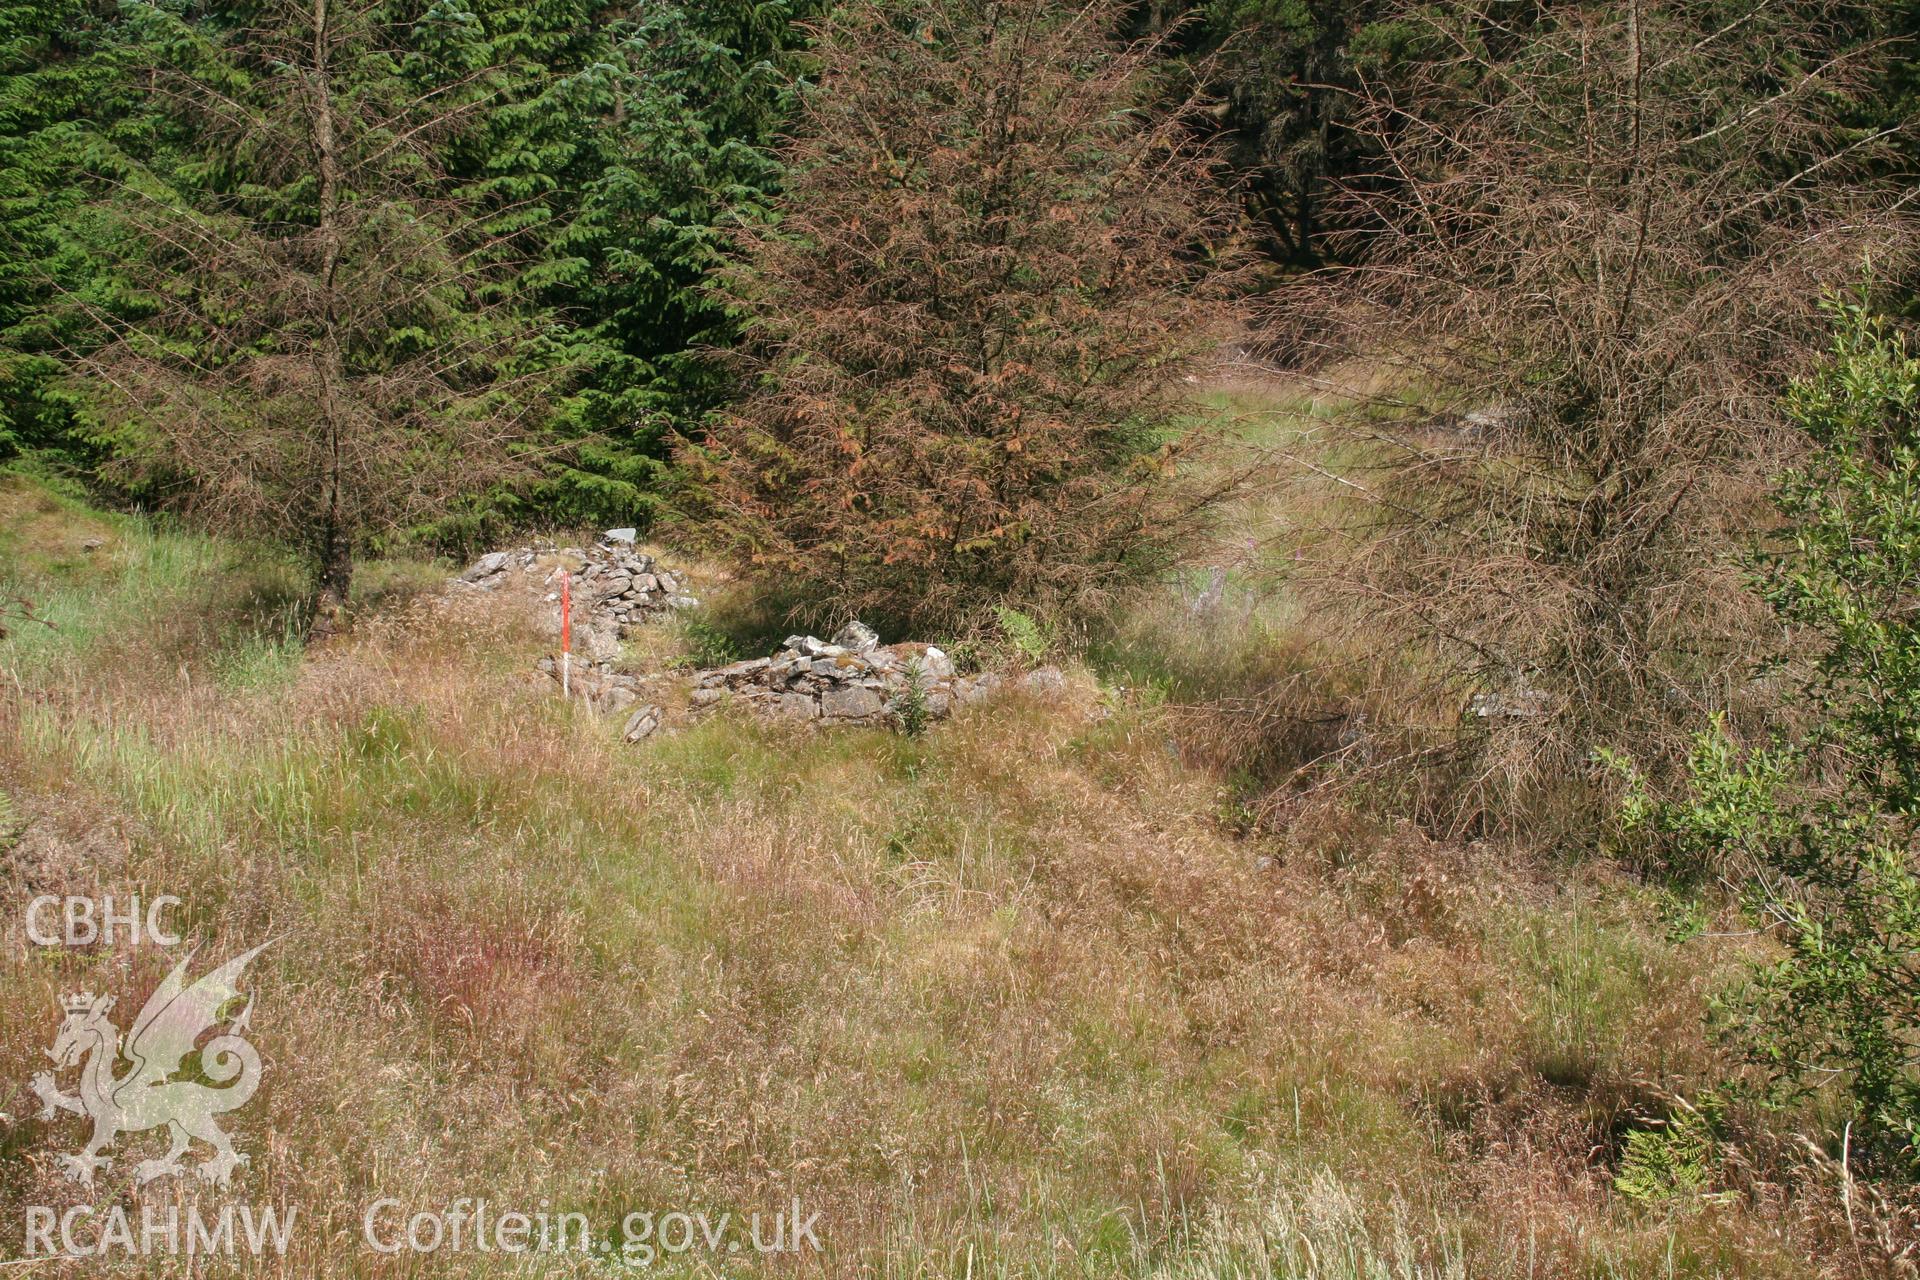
0,455 -> 1821,1277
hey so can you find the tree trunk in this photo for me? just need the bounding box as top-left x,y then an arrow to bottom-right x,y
307,0 -> 351,634
316,521 -> 352,618
1296,180 -> 1314,264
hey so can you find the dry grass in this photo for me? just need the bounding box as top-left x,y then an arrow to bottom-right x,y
0,472 -> 1864,1276
1090,369 -> 1469,832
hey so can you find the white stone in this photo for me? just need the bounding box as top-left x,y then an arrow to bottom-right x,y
820,685 -> 884,720
461,551 -> 509,581
621,705 -> 661,742
831,620 -> 881,653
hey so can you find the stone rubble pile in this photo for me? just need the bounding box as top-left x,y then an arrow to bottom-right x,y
532,655 -> 658,725
688,622 -> 1012,727
455,534 -> 1084,741
456,529 -> 698,665
533,618 -> 1073,741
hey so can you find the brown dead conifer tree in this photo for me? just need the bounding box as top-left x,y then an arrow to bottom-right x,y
682,0 -> 1244,636
75,0 -> 561,629
1273,0 -> 1915,825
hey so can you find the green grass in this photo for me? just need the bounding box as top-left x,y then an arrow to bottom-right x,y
1507,903 -> 1664,1090
0,472 -> 1825,1278
0,475 -> 309,687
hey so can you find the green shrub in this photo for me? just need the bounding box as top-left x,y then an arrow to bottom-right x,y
895,659 -> 930,738
993,605 -> 1053,665
675,616 -> 743,670
1615,295 -> 1920,1168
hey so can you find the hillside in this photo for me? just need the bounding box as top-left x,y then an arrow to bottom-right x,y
3,0 -> 1918,1266
1,457 -> 1842,1278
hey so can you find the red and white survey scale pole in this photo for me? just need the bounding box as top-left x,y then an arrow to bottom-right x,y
559,568 -> 572,699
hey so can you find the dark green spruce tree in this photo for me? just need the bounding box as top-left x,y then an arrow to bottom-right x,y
0,0 -> 141,468
532,0 -> 825,527
75,0 -> 567,621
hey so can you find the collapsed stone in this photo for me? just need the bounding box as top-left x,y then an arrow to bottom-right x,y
690,628 -> 1008,727
534,655 -> 657,716
455,530 -> 700,668
831,620 -> 880,653
621,704 -> 662,742
535,616 -> 1071,738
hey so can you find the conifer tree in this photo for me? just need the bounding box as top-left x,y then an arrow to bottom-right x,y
76,0 -> 564,624
688,0 -> 1241,633
538,0 -> 822,525
0,0 -> 139,465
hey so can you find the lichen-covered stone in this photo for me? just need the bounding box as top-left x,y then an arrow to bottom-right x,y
832,620 -> 881,653
535,612 -> 1053,740
679,622 -> 997,731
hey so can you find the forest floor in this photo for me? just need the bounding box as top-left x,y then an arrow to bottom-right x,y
0,380 -> 1852,1277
